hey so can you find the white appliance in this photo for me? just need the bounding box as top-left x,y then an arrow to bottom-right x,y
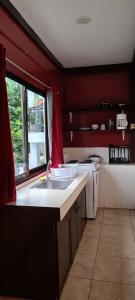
77,163 -> 100,219
61,162 -> 100,219
116,112 -> 128,130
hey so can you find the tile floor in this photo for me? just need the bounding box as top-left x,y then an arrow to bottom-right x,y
1,208 -> 135,300
60,208 -> 135,300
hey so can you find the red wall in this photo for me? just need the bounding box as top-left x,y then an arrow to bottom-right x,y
0,6 -> 64,94
64,70 -> 130,147
0,6 -> 131,149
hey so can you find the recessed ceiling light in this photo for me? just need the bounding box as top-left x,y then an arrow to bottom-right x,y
76,16 -> 92,24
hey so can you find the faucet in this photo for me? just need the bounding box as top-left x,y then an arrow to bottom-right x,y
46,159 -> 52,180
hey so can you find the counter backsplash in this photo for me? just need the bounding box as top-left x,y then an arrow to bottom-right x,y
63,147 -> 109,163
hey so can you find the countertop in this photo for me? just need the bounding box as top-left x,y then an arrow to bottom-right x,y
101,163 -> 135,166
15,173 -> 89,221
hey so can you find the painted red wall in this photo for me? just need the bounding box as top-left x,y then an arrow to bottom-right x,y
0,6 -> 64,94
64,70 -> 130,147
0,6 -> 131,149
64,71 -> 130,109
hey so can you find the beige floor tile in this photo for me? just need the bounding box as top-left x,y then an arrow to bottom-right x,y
103,214 -> 132,226
100,225 -> 134,241
84,223 -> 101,239
93,255 -> 135,284
88,208 -> 104,224
132,227 -> 135,237
131,216 -> 135,226
89,280 -> 135,300
60,277 -> 91,300
69,253 -> 95,279
77,236 -> 99,256
98,237 -> 135,258
104,209 -> 130,217
130,210 -> 135,216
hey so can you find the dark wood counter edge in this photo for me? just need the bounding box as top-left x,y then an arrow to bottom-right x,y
6,204 -> 61,221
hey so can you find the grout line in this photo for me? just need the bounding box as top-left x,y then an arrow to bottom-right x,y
129,209 -> 134,227
130,211 -> 135,242
88,208 -> 105,299
99,223 -> 133,228
89,254 -> 135,260
92,278 -> 135,286
102,212 -> 132,227
88,208 -> 135,298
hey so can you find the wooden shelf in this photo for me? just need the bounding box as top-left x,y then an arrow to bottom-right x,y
63,107 -> 131,113
63,129 -> 134,133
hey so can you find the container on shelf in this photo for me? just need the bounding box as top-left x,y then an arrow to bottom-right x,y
130,123 -> 135,130
91,124 -> 99,130
100,123 -> 106,130
107,118 -> 115,130
116,112 -> 128,130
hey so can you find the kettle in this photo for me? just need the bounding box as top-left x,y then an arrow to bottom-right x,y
116,112 -> 128,130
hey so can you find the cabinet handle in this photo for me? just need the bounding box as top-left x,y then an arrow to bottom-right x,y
75,204 -> 79,212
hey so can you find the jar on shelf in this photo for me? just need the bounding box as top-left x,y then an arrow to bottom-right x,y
100,123 -> 106,130
107,118 -> 115,130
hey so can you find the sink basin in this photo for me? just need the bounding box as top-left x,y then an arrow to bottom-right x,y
32,179 -> 73,190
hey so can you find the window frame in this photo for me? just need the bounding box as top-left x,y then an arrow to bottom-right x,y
6,72 -> 49,185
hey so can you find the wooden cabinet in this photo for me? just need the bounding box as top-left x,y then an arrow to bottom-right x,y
70,188 -> 86,262
81,188 -> 87,232
70,201 -> 78,261
57,187 -> 86,293
57,211 -> 71,293
0,187 -> 86,300
0,207 -> 57,300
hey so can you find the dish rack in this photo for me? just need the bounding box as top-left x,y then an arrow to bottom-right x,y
109,145 -> 130,164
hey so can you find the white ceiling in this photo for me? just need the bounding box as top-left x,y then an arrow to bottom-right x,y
10,0 -> 135,68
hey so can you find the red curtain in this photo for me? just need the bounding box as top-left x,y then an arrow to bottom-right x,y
51,89 -> 64,167
0,44 -> 16,205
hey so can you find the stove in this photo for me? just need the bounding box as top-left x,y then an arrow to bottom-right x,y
67,159 -> 99,171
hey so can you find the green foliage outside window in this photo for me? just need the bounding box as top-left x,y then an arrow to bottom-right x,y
6,78 -> 23,163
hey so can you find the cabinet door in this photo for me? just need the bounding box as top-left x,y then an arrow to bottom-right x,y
57,211 -> 70,293
81,188 -> 87,233
76,188 -> 86,241
70,187 -> 86,262
70,201 -> 78,262
76,195 -> 82,244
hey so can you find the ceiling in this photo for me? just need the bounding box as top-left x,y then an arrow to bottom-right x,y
10,0 -> 135,68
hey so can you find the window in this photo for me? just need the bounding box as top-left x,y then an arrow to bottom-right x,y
6,76 -> 48,180
27,89 -> 46,169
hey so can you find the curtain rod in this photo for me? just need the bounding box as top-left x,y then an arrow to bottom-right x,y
6,57 -> 52,90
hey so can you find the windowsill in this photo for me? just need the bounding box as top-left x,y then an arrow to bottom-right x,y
16,171 -> 47,190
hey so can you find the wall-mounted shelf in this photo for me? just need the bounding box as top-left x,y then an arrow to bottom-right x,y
63,129 -> 134,133
62,104 -> 134,147
63,106 -> 133,113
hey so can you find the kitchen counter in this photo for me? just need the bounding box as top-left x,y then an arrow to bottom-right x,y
16,172 -> 89,221
0,172 -> 89,299
101,163 -> 135,165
